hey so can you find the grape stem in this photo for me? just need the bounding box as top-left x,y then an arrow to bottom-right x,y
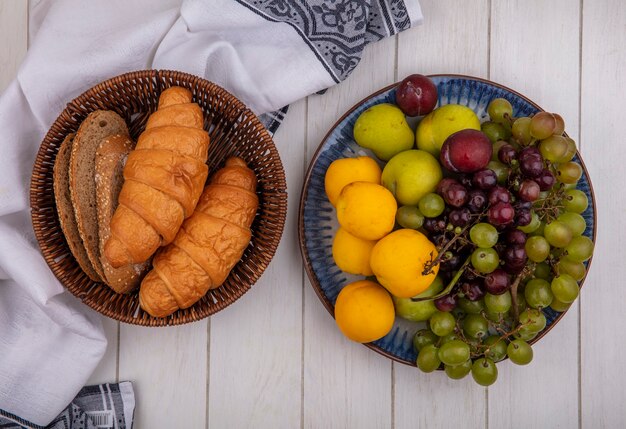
410,256 -> 471,302
422,221 -> 476,276
509,263 -> 535,323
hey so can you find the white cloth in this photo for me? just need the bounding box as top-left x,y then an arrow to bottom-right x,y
0,0 -> 422,425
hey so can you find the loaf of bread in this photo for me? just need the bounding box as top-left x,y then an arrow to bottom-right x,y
139,157 -> 258,318
104,87 -> 210,268
95,135 -> 150,293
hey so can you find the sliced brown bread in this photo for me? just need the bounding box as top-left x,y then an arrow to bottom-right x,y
69,110 -> 129,281
53,133 -> 102,282
95,134 -> 150,293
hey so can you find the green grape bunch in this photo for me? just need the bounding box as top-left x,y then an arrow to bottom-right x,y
410,97 -> 593,386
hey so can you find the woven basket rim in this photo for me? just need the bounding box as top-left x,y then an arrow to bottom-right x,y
30,69 -> 287,326
298,73 -> 598,366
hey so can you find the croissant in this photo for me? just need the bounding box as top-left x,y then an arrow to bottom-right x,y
139,157 -> 258,318
104,87 -> 209,268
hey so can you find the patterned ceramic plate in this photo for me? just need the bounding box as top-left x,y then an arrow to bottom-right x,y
298,75 -> 597,366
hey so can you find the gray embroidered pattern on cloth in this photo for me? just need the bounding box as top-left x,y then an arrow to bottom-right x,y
234,0 -> 412,83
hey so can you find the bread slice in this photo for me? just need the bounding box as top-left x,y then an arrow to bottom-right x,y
69,111 -> 129,281
96,135 -> 150,293
53,133 -> 102,282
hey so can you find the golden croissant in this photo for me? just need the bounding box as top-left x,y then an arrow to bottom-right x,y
104,87 -> 209,268
139,157 -> 258,318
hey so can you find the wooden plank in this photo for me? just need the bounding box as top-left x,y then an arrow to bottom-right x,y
118,322 -> 208,428
394,1 -> 489,428
303,36 -> 396,429
0,0 -> 28,93
580,1 -> 626,427
87,319 -> 119,385
397,0 -> 490,78
488,1 -> 581,427
206,99 -> 306,428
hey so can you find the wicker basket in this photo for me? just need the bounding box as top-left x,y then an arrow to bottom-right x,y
30,70 -> 287,326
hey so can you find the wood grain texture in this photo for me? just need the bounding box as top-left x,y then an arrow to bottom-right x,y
0,0 -> 27,93
580,0 -> 626,427
303,36 -> 396,429
394,2 -> 489,428
206,99 -> 306,429
118,323 -> 208,428
488,1 -> 581,428
87,318 -> 119,385
397,0 -> 490,78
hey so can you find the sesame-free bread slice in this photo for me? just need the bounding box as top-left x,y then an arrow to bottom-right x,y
53,133 -> 102,282
69,110 -> 129,281
95,134 -> 150,293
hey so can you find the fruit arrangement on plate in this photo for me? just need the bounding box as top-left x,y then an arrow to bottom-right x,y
302,74 -> 595,386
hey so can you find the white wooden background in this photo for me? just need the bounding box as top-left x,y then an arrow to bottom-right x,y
1,0 -> 624,427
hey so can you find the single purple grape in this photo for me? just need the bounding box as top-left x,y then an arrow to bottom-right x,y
443,183 -> 469,208
536,169 -> 556,191
498,143 -> 517,164
515,208 -> 532,226
488,186 -> 511,205
449,208 -> 471,227
467,189 -> 487,213
505,229 -> 527,245
518,180 -> 540,202
462,281 -> 486,301
484,269 -> 511,295
435,294 -> 458,312
488,202 -> 515,225
472,169 -> 498,190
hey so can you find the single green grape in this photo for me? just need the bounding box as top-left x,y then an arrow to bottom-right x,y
429,311 -> 457,337
564,235 -> 594,262
469,223 -> 499,248
529,221 -> 547,237
557,212 -> 586,236
539,135 -> 569,162
507,339 -> 534,365
438,340 -> 471,366
396,206 -> 425,229
484,291 -> 512,313
512,117 -> 532,145
534,262 -> 552,280
458,298 -> 485,314
544,220 -> 573,248
484,335 -> 508,362
562,189 -> 588,213
524,278 -> 554,309
439,332 -> 460,345
519,308 -> 547,332
484,309 -> 503,322
445,359 -> 472,380
515,327 -> 539,341
556,258 -> 586,281
471,247 -> 500,274
551,274 -> 579,303
525,236 -> 551,262
488,98 -> 513,124
418,193 -> 445,218
487,161 -> 509,184
560,137 -> 577,162
549,297 -> 571,312
463,314 -> 489,340
482,121 -> 511,143
556,162 -> 583,184
413,329 -> 438,352
471,358 -> 498,386
518,211 -> 541,233
417,344 -> 441,373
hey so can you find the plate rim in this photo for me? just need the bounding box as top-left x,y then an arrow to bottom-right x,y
298,73 -> 598,366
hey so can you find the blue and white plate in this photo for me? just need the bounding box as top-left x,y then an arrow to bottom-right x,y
298,75 -> 597,366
